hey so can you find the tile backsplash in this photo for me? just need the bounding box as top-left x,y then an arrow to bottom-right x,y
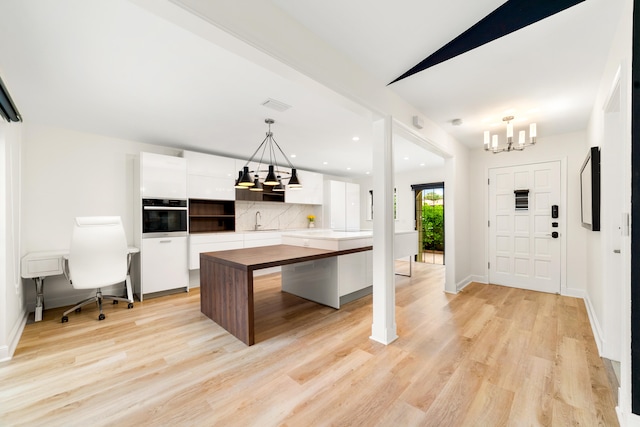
235,201 -> 322,231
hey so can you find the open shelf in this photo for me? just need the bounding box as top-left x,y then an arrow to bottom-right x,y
236,185 -> 284,202
189,199 -> 235,233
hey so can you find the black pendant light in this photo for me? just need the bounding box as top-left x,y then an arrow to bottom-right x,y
288,168 -> 302,188
238,166 -> 254,187
249,175 -> 264,192
235,119 -> 302,192
273,176 -> 286,192
264,165 -> 279,186
234,170 -> 247,189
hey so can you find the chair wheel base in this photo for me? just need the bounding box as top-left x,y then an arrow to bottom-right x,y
61,316 -> 68,323
98,313 -> 105,321
75,307 -> 81,313
128,303 -> 134,309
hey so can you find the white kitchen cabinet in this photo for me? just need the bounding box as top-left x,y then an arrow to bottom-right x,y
243,231 -> 282,248
345,182 -> 360,230
323,180 -> 360,230
281,229 -> 372,302
282,259 -> 339,308
325,180 -> 345,230
338,252 -> 370,297
140,236 -> 188,298
188,233 -> 243,270
183,150 -> 236,201
140,152 -> 187,199
285,170 -> 324,205
187,231 -> 283,270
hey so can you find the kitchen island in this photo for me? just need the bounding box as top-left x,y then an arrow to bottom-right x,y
200,244 -> 372,345
280,229 -> 418,303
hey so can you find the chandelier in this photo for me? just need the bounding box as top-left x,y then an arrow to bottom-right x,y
484,116 -> 537,153
235,118 -> 302,192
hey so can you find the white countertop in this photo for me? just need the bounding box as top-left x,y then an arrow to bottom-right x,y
281,229 -> 416,240
281,229 -> 373,240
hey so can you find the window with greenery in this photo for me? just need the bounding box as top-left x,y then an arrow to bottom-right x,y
422,198 -> 444,251
412,182 -> 445,264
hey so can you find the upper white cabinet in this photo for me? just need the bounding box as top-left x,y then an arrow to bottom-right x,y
183,150 -> 237,201
324,180 -> 360,230
285,170 -> 324,205
345,181 -> 360,231
141,152 -> 186,199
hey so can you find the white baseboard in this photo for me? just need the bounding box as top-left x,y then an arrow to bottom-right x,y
455,275 -> 486,293
564,287 -> 604,357
370,324 -> 399,345
0,309 -> 28,362
561,287 -> 586,299
469,275 -> 488,284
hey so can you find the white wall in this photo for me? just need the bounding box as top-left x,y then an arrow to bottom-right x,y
585,0 -> 631,362
449,147 -> 471,291
467,131 -> 588,294
21,124 -> 181,311
356,166 -> 446,232
0,121 -> 25,361
584,0 -> 633,421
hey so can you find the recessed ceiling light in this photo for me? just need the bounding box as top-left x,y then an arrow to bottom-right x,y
420,163 -> 425,167
347,167 -> 351,170
404,157 -> 409,160
261,98 -> 292,112
365,171 -> 370,175
323,161 -> 328,165
352,136 -> 360,141
290,154 -> 296,158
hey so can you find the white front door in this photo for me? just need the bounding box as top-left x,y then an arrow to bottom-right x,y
489,161 -> 561,293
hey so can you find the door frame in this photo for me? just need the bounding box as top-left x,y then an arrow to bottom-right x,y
484,158 -> 568,294
413,182 -> 445,265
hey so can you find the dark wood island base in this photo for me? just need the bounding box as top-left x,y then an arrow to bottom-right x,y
200,244 -> 372,345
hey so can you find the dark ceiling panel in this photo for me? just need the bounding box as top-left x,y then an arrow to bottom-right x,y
389,0 -> 585,85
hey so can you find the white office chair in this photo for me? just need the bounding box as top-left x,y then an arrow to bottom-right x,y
61,216 -> 134,322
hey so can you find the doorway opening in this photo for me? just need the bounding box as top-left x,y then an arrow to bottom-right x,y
412,182 -> 444,265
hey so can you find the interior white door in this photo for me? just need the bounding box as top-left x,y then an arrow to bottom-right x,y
489,161 -> 561,293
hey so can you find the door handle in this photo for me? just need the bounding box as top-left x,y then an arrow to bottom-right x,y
614,249 -> 621,254
159,240 -> 172,243
546,232 -> 559,238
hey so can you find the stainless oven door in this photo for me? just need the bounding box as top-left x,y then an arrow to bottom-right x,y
142,206 -> 187,237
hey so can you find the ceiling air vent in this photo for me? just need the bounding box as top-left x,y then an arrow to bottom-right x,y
261,98 -> 292,112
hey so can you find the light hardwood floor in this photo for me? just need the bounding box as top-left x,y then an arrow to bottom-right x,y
1,262 -> 618,426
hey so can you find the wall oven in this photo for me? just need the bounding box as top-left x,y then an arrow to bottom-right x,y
142,199 -> 188,238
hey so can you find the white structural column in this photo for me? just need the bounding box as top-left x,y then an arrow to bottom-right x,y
370,116 -> 398,345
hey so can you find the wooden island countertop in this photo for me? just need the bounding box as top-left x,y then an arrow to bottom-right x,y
200,244 -> 372,345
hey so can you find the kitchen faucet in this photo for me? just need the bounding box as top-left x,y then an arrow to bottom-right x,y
255,211 -> 262,230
